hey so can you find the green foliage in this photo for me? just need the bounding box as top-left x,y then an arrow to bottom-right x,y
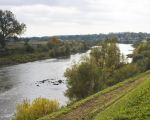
133,40 -> 150,70
65,38 -> 125,100
24,42 -> 34,53
90,38 -> 124,84
108,63 -> 140,85
65,56 -> 100,100
94,72 -> 150,120
0,10 -> 26,48
47,38 -> 89,58
49,45 -> 70,58
13,98 -> 59,120
0,40 -> 90,66
37,44 -> 49,52
0,52 -> 50,66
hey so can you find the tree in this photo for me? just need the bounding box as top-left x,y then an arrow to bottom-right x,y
65,56 -> 100,100
65,38 -> 124,100
47,37 -> 62,49
90,38 -> 122,76
0,10 -> 26,48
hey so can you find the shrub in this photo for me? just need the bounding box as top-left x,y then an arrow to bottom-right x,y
13,98 -> 59,120
108,63 -> 140,85
24,43 -> 34,53
133,40 -> 150,70
37,44 -> 49,52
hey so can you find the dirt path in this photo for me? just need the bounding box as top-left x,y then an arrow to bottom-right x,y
56,75 -> 147,120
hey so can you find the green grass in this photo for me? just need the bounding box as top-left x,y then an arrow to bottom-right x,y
94,71 -> 150,120
38,70 -> 150,120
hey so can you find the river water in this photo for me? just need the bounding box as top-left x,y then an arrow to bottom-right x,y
0,44 -> 133,120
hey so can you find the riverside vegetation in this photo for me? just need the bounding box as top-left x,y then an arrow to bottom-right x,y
13,38 -> 150,120
13,98 -> 59,120
0,37 -> 90,66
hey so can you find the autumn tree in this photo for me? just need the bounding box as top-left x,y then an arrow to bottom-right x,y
0,10 -> 26,48
47,37 -> 62,49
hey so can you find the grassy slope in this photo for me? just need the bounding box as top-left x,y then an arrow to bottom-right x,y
94,71 -> 150,120
38,70 -> 150,120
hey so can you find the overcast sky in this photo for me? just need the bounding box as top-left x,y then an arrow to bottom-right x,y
0,0 -> 150,37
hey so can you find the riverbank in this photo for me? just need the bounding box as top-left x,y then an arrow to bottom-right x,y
38,70 -> 150,120
0,52 -> 50,67
0,50 -> 89,67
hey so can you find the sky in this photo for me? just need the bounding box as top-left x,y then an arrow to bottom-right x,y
0,0 -> 150,37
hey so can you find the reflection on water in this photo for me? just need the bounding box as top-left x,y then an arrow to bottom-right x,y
0,44 -> 133,120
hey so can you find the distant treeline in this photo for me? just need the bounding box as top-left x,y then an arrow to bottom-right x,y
15,32 -> 150,44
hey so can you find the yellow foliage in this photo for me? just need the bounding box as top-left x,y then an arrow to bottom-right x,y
13,97 -> 59,120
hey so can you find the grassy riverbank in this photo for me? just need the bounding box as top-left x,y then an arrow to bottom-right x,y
38,70 -> 150,120
94,71 -> 150,120
0,52 -> 50,67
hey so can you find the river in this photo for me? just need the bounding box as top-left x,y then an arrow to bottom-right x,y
0,44 -> 133,120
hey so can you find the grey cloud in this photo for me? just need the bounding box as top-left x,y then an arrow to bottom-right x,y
0,0 -> 57,6
0,0 -> 87,7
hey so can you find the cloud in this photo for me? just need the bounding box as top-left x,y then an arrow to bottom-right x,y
0,0 -> 150,36
0,0 -> 87,7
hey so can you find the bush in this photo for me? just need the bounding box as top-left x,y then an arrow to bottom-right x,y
133,40 -> 150,70
108,63 -> 140,85
37,44 -> 49,52
13,98 -> 59,120
24,43 -> 34,53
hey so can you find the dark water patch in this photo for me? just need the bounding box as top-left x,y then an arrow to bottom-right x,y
35,78 -> 65,86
